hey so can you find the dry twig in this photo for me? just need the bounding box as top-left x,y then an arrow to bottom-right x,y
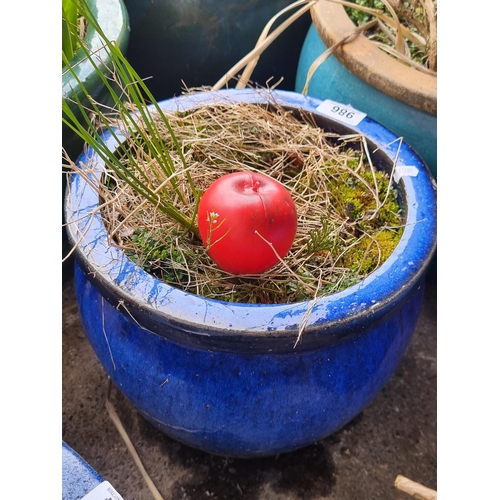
106,380 -> 165,500
395,475 -> 437,500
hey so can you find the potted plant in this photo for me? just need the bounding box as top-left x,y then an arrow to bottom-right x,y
63,21 -> 436,458
295,0 -> 437,179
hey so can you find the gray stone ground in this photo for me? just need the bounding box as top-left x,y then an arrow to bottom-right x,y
62,262 -> 436,500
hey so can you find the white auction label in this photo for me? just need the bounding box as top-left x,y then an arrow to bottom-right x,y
316,99 -> 366,126
394,165 -> 419,183
81,481 -> 124,500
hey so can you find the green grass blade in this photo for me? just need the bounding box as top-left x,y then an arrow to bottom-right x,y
62,0 -> 79,64
62,1 -> 199,237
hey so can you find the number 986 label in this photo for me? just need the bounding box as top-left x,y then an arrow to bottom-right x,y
316,99 -> 366,126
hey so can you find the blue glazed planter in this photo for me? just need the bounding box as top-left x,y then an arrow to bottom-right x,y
295,1 -> 437,179
65,89 -> 437,458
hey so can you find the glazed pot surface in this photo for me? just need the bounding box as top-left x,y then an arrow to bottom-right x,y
75,262 -> 425,457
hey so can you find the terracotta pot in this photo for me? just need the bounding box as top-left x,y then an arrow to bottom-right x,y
65,88 -> 437,458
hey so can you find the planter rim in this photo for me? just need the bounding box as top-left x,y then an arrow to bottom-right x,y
310,0 -> 436,115
62,0 -> 130,96
66,89 -> 437,353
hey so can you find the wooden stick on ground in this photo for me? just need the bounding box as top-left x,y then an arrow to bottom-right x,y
395,475 -> 437,500
106,379 -> 165,500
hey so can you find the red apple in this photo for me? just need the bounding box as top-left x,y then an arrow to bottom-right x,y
197,171 -> 297,274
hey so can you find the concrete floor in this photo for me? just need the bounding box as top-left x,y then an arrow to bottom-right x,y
62,261 -> 437,500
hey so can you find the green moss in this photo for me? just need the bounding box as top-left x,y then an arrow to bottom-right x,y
306,158 -> 402,285
128,228 -> 189,283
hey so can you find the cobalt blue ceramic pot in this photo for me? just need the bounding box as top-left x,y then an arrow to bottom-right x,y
65,89 -> 437,458
120,0 -> 311,100
295,0 -> 437,179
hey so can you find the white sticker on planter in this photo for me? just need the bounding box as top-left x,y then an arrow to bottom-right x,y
394,166 -> 419,183
316,99 -> 366,126
81,481 -> 124,500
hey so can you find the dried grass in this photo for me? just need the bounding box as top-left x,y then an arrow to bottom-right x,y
93,95 -> 403,304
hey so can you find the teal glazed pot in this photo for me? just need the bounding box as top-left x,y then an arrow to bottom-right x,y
121,0 -> 311,100
65,89 -> 437,458
295,0 -> 437,179
62,0 -> 130,162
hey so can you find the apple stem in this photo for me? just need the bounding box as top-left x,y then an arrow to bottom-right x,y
252,181 -> 261,192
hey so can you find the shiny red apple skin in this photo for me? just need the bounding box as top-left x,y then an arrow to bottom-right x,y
197,171 -> 297,274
